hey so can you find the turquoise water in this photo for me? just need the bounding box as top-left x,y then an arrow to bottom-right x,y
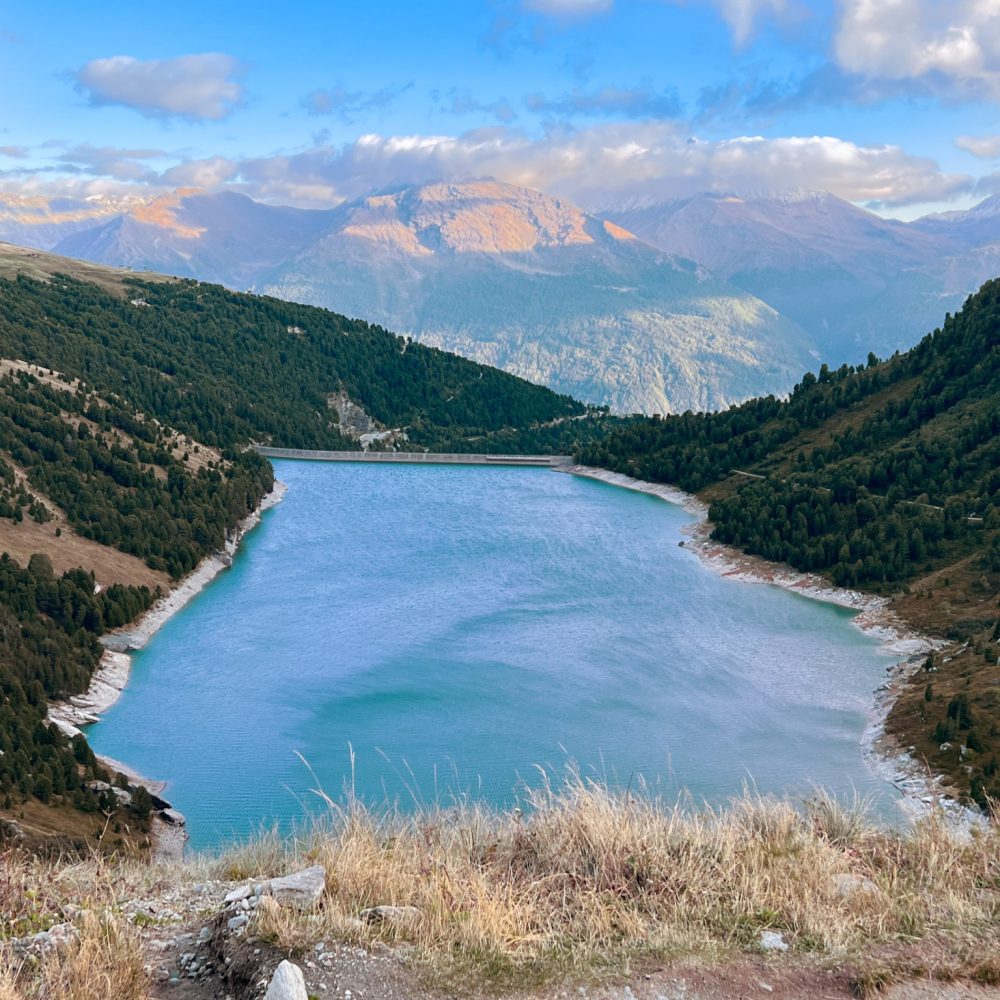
89,461 -> 899,848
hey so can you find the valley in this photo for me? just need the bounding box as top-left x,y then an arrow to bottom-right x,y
7,3 -> 1000,996
0,240 -> 995,999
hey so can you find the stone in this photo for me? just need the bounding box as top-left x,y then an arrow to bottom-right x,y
227,914 -> 249,932
266,865 -> 326,910
111,787 -> 133,806
264,960 -> 309,1000
359,905 -> 422,930
0,818 -> 24,841
161,808 -> 186,826
34,922 -> 78,954
831,873 -> 879,898
759,930 -> 789,952
224,885 -> 251,904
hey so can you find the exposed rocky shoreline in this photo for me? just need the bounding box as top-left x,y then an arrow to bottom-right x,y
45,479 -> 288,859
562,464 -> 983,831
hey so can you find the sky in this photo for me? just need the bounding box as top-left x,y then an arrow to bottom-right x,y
3,0 -> 1000,218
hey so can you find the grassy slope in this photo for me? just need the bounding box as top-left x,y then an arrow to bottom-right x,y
4,786 -> 1000,997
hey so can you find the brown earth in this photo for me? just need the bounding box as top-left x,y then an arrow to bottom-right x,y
0,240 -> 174,295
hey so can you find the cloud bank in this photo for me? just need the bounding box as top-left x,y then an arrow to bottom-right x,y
165,124 -> 972,209
1,124 -> 972,212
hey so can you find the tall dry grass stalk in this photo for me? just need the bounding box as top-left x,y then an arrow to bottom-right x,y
0,915 -> 147,1000
36,913 -> 148,1000
0,962 -> 23,1000
247,777 -> 1000,984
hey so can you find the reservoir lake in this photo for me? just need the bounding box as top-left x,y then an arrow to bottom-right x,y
89,460 -> 900,848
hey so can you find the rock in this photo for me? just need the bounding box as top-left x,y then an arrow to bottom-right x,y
0,818 -> 24,842
266,865 -> 326,910
224,885 -> 252,905
19,923 -> 78,956
227,914 -> 249,932
759,930 -> 789,952
87,780 -> 111,793
359,905 -> 423,930
161,808 -> 186,826
50,717 -> 82,738
831,873 -> 879,898
111,787 -> 133,806
264,960 -> 309,1000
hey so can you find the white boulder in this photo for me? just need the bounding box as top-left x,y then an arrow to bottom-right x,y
267,865 -> 326,911
264,960 -> 308,1000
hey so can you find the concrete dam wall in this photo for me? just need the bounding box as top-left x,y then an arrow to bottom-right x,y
253,447 -> 573,468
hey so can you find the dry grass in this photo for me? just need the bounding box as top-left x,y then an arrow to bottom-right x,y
0,963 -> 22,1000
34,914 -> 147,1000
234,779 -> 1000,985
0,847 -> 175,999
0,916 -> 148,1000
4,783 -> 1000,992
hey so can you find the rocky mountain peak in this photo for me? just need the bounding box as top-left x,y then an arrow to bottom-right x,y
337,180 -> 636,256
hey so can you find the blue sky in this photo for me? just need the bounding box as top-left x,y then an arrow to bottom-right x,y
3,0 -> 1000,216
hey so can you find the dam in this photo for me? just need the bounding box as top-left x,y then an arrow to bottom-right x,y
252,447 -> 573,467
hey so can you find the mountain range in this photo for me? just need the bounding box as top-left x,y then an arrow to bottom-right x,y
0,184 -> 812,414
597,189 -> 1000,361
2,183 -> 997,413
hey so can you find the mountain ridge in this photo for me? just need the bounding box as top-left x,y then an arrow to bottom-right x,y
37,181 -> 818,415
595,189 -> 995,363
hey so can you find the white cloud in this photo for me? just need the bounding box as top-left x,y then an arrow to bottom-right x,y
302,83 -> 412,121
74,53 -> 247,121
226,124 -> 971,209
669,0 -> 790,45
956,134 -> 1000,157
523,0 -> 613,16
160,156 -> 240,188
436,89 -> 518,123
834,0 -> 1000,99
57,144 -> 166,181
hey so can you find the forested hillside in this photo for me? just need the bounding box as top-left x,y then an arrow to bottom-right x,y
0,272 -> 585,452
0,364 -> 265,851
577,281 -> 1000,807
578,282 -> 998,589
0,244 -> 587,847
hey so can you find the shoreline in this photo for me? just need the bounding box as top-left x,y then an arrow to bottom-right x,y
561,464 -> 983,831
47,479 -> 288,859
